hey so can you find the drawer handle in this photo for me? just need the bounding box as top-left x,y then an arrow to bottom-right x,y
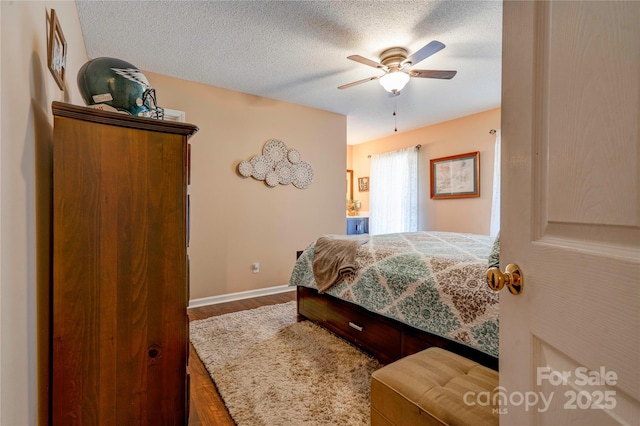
348,322 -> 364,332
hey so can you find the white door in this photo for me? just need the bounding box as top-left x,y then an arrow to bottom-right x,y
500,1 -> 639,425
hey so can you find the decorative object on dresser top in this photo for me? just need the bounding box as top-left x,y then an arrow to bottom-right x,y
290,231 -> 499,369
237,138 -> 313,188
346,198 -> 361,216
190,302 -> 381,426
77,57 -> 165,119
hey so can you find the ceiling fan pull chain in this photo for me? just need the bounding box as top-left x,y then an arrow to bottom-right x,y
394,98 -> 398,132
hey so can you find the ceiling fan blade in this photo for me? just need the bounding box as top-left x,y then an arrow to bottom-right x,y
347,55 -> 386,69
410,69 -> 457,79
338,75 -> 381,90
403,40 -> 446,67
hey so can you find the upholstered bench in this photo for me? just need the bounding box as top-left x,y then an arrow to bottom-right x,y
371,347 -> 499,426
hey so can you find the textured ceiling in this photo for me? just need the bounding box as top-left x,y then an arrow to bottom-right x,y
76,1 -> 503,145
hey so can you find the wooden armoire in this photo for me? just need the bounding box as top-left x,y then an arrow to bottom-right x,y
51,102 -> 198,425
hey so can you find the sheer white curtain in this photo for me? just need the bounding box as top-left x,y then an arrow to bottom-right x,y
369,146 -> 418,235
489,130 -> 501,237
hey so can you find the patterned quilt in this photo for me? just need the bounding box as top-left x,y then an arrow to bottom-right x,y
289,231 -> 499,357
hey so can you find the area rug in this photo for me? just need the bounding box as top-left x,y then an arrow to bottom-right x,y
189,301 -> 382,425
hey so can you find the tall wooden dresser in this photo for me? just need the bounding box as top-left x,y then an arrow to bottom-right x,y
51,102 -> 198,425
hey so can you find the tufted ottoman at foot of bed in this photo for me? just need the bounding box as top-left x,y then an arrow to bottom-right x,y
371,347 -> 499,426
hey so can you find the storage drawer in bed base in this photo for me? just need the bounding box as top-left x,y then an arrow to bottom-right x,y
297,286 -> 498,370
298,286 -> 400,363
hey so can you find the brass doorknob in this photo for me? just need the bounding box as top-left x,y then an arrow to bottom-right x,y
487,264 -> 524,295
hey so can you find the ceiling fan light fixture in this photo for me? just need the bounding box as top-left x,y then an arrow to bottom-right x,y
379,71 -> 410,94
340,41 -> 455,93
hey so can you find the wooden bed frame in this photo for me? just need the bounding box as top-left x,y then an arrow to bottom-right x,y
297,286 -> 498,371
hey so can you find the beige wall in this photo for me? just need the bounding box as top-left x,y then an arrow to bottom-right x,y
1,2 -> 89,424
351,108 -> 501,234
144,73 -> 346,301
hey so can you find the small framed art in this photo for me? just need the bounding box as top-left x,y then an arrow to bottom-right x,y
430,151 -> 480,199
48,9 -> 67,90
358,177 -> 369,192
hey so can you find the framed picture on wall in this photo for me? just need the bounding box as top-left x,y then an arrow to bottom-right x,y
48,9 -> 67,90
358,177 -> 369,192
430,151 -> 480,199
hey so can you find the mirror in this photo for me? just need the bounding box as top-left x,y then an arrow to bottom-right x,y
346,169 -> 354,201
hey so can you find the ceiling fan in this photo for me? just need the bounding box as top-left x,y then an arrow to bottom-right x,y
338,40 -> 457,95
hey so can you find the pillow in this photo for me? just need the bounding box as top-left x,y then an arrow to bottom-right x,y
487,232 -> 500,269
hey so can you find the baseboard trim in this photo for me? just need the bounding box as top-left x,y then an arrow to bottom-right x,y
188,284 -> 295,309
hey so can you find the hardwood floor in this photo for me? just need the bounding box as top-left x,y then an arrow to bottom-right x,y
186,290 -> 297,426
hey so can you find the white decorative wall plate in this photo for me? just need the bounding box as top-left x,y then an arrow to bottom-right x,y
292,161 -> 314,189
237,139 -> 314,189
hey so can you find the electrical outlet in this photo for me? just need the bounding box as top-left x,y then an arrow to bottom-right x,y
252,263 -> 260,273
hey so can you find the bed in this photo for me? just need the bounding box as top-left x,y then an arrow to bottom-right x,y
289,231 -> 499,370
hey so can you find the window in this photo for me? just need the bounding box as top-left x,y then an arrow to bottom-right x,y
369,146 -> 418,234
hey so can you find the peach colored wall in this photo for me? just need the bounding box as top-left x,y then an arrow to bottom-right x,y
1,2 -> 89,424
352,108 -> 501,234
145,72 -> 346,301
